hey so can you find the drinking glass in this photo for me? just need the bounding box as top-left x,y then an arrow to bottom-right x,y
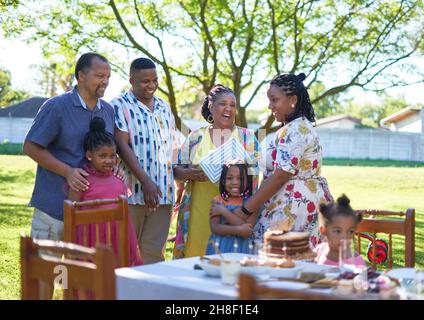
220,259 -> 240,286
248,241 -> 254,255
339,239 -> 360,273
253,240 -> 263,256
413,270 -> 424,299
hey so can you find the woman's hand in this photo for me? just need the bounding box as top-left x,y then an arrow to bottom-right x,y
236,223 -> 253,239
186,165 -> 208,182
232,207 -> 248,221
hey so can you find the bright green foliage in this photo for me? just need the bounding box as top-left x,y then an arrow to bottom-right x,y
2,0 -> 423,128
0,68 -> 29,107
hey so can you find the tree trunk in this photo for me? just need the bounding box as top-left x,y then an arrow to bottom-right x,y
237,106 -> 247,128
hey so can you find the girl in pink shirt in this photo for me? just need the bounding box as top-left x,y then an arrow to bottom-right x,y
314,194 -> 366,267
68,117 -> 142,267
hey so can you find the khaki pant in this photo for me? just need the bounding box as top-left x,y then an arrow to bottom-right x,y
129,204 -> 172,265
30,208 -> 64,240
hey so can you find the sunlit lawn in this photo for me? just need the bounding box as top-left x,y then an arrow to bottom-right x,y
1,155 -> 423,299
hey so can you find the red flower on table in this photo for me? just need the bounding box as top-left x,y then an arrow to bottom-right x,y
286,184 -> 294,192
291,157 -> 298,166
312,159 -> 318,169
294,191 -> 302,199
307,202 -> 316,213
271,149 -> 277,160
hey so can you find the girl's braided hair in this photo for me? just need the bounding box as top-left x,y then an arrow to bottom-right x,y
219,160 -> 252,201
270,73 -> 316,124
83,117 -> 115,152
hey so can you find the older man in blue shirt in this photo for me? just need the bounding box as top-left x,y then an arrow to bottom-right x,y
23,52 -> 114,240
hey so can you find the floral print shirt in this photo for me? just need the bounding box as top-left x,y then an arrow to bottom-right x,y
253,117 -> 333,248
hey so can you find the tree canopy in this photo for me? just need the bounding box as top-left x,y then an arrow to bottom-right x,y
0,67 -> 29,107
3,0 -> 423,132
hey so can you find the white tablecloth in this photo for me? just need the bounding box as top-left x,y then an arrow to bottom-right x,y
115,254 -> 243,300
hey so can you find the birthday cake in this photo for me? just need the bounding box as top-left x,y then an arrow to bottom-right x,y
263,230 -> 311,256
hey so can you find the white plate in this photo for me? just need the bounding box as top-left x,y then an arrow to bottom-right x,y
386,268 -> 416,280
268,266 -> 303,279
296,261 -> 335,273
240,265 -> 269,275
264,281 -> 310,290
199,261 -> 221,277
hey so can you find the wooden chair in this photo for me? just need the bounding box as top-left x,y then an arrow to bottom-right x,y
238,273 -> 341,300
355,208 -> 415,269
64,195 -> 129,268
20,234 -> 116,300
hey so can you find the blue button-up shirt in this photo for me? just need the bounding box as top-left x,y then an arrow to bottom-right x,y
25,86 -> 115,220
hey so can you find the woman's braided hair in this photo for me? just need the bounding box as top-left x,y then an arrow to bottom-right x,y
270,73 -> 316,124
83,117 -> 116,152
201,84 -> 235,123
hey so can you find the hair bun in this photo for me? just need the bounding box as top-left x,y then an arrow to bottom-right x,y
337,194 -> 350,207
319,203 -> 328,214
89,117 -> 106,133
297,73 -> 306,81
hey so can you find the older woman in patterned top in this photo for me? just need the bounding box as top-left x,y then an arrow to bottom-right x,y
173,84 -> 259,258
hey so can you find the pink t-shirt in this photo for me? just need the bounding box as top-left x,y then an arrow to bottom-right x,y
313,242 -> 366,267
81,165 -> 129,203
75,165 -> 142,267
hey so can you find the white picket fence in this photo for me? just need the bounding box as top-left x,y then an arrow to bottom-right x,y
316,128 -> 423,162
0,118 -> 34,144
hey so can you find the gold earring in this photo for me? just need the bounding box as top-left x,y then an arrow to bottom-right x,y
207,114 -> 214,123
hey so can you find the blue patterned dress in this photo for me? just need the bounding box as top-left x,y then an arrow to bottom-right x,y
205,196 -> 253,255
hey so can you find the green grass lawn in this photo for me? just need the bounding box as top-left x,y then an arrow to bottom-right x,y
1,155 -> 423,299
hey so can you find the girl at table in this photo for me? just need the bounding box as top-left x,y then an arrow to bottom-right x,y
68,117 -> 142,267
314,194 -> 366,267
205,160 -> 257,254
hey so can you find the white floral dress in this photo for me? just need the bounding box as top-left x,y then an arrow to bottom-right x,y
253,117 -> 333,248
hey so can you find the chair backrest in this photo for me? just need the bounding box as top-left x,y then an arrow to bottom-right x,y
20,234 -> 116,300
64,195 -> 129,268
355,208 -> 415,269
238,273 -> 340,300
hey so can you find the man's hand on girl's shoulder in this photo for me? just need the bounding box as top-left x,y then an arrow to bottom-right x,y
113,166 -> 126,181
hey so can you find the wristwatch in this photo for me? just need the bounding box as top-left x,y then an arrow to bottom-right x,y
241,205 -> 253,216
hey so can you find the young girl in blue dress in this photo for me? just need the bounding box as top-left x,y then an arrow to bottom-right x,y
205,160 -> 257,254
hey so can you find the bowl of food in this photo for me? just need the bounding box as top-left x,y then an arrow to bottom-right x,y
265,258 -> 303,279
239,257 -> 269,275
199,257 -> 222,277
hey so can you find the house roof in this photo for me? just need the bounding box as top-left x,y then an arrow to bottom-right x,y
316,114 -> 361,126
0,97 -> 48,118
380,107 -> 421,126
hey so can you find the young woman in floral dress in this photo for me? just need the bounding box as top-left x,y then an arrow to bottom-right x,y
234,73 -> 333,248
